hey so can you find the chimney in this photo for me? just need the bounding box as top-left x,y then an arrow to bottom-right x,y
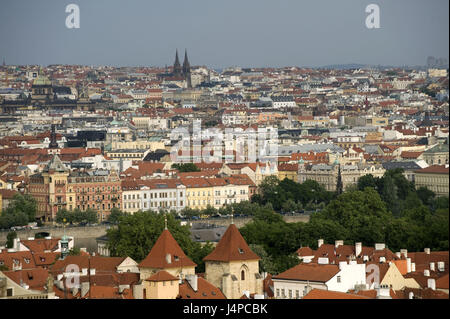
119,284 -> 130,294
14,238 -> 20,251
185,274 -> 198,292
427,278 -> 436,290
132,283 -> 143,299
27,237 -> 34,240
355,242 -> 362,256
45,236 -> 52,240
406,258 -> 412,273
166,254 -> 172,264
400,249 -> 407,258
90,269 -> 96,276
411,263 -> 416,272
335,240 -> 344,248
408,292 -> 414,299
430,262 -> 435,272
318,257 -> 329,265
81,282 -> 90,298
318,239 -> 324,248
395,252 -> 401,258
376,285 -> 391,299
424,248 -> 430,254
424,269 -> 430,277
438,262 -> 445,272
375,243 -> 385,251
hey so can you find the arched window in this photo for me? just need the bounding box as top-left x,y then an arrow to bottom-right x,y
241,270 -> 245,281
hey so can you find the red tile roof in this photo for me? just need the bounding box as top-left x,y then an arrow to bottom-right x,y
273,263 -> 340,282
145,270 -> 178,282
20,238 -> 61,253
203,224 -> 260,262
178,277 -> 226,299
138,229 -> 196,269
415,165 -> 449,174
2,268 -> 50,291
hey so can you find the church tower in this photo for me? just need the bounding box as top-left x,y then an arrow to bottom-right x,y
182,49 -> 192,88
173,50 -> 182,77
203,222 -> 263,299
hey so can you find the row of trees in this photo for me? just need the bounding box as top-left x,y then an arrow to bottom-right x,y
251,176 -> 334,212
356,168 -> 447,215
55,208 -> 98,225
0,194 -> 38,230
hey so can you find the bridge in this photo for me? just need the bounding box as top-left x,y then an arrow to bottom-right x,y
0,214 -> 310,252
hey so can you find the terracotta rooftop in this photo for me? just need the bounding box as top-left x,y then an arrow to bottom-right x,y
138,229 -> 197,269
145,270 -> 178,282
178,277 -> 226,299
273,263 -> 340,283
203,224 -> 260,262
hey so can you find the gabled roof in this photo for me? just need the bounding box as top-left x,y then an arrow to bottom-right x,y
145,270 -> 178,282
43,154 -> 68,173
20,238 -> 61,253
178,277 -> 226,299
273,263 -> 340,283
138,229 -> 196,269
50,256 -> 126,274
2,268 -> 49,291
203,224 -> 260,262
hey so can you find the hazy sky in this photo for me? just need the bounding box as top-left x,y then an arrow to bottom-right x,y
0,0 -> 448,68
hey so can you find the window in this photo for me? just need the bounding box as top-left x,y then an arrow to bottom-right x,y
337,276 -> 341,283
241,270 -> 245,280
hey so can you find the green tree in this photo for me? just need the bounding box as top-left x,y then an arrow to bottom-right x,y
55,209 -> 73,224
357,174 -> 378,191
108,208 -> 125,224
312,188 -> 391,246
416,187 -> 436,206
9,193 -> 38,222
6,231 -> 17,248
171,163 -> 200,172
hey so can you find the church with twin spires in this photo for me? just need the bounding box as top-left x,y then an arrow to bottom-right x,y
159,49 -> 192,88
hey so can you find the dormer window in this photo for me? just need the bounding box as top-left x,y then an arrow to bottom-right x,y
24,258 -> 30,264
238,248 -> 244,254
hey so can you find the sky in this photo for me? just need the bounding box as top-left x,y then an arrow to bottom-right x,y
0,0 -> 448,68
